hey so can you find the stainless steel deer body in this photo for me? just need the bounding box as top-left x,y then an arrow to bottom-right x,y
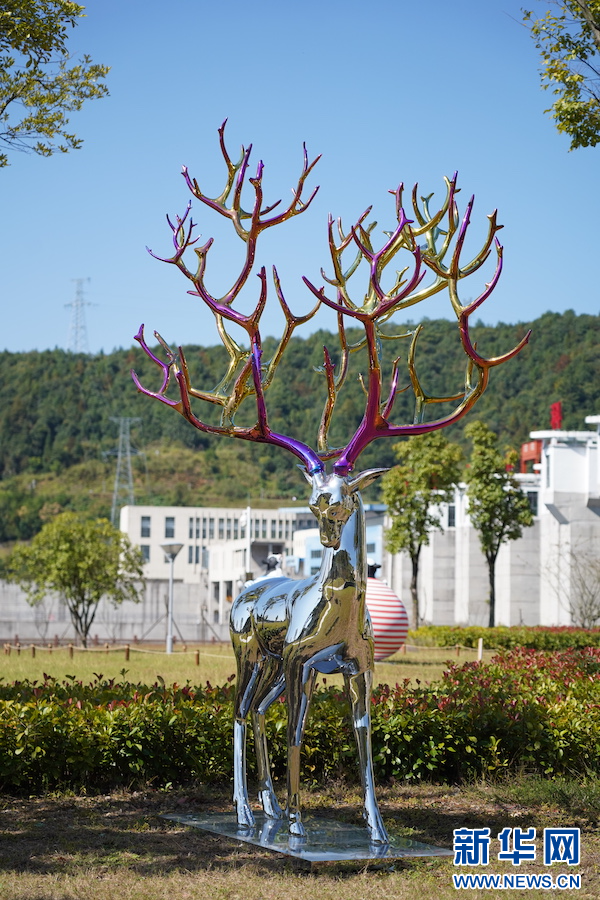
230,469 -> 388,843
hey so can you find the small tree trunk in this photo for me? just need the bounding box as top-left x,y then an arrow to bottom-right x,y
410,549 -> 420,630
487,553 -> 496,628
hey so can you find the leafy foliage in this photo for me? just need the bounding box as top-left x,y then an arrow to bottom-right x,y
0,1 -> 109,166
382,433 -> 463,628
523,1 -> 600,148
0,310 -> 599,541
6,512 -> 144,646
2,648 -> 600,794
465,422 -> 534,627
411,623 -> 600,650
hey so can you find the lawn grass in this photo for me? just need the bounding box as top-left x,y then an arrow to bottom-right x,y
0,642 -> 492,688
0,779 -> 598,899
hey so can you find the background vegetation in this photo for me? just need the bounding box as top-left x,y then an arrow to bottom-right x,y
1,646 -> 599,795
1,309 -> 599,543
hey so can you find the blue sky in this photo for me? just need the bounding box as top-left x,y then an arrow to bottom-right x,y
1,0 -> 598,354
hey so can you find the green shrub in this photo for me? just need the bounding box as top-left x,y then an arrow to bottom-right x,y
411,625 -> 600,650
1,648 -> 600,794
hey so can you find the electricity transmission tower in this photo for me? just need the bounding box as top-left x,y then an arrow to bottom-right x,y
65,277 -> 93,353
109,417 -> 141,525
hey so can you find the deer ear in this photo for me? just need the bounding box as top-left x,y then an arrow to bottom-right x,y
347,467 -> 389,493
298,465 -> 316,484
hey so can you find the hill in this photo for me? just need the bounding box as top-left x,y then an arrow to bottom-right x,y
1,309 -> 598,542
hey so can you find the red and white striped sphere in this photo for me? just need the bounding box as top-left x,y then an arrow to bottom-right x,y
366,577 -> 410,661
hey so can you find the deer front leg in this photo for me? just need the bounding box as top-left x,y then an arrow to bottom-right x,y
251,659 -> 285,820
284,654 -> 317,840
346,670 -> 389,845
232,651 -> 263,828
233,718 -> 254,827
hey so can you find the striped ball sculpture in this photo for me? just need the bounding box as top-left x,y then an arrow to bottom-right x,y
366,577 -> 410,661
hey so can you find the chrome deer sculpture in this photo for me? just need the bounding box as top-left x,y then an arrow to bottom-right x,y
132,122 -> 530,844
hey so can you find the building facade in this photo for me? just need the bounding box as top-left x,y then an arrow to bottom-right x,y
2,420 -> 599,642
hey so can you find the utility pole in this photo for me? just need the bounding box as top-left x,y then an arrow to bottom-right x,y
65,278 -> 93,353
109,417 -> 141,526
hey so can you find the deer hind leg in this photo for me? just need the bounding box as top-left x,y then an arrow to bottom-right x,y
284,654 -> 317,839
250,657 -> 285,820
232,643 -> 263,828
345,670 -> 389,845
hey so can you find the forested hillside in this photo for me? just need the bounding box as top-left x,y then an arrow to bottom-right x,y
1,309 -> 598,542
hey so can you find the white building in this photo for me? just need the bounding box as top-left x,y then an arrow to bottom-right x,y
386,418 -> 600,628
2,419 -> 599,642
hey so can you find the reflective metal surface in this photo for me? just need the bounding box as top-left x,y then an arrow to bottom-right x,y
164,812 -> 453,863
230,469 -> 390,845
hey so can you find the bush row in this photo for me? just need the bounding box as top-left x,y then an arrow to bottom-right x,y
1,648 -> 600,794
410,625 -> 600,650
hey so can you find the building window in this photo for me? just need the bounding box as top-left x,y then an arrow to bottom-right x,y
188,517 -> 194,539
366,542 -> 376,554
271,520 -> 277,539
262,519 -> 267,539
527,491 -> 539,517
310,548 -> 322,559
209,518 -> 214,539
310,566 -> 320,575
233,519 -> 239,539
218,518 -> 225,539
165,516 -> 175,538
226,519 -> 232,540
448,505 -> 456,528
202,518 -> 207,539
279,521 -> 283,539
140,545 -> 150,562
195,517 -> 200,539
187,545 -> 201,565
141,516 -> 151,538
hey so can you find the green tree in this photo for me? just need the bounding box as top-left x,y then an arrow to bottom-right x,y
523,1 -> 600,148
382,432 -> 463,629
7,511 -> 144,646
465,421 -> 534,628
0,1 -> 109,166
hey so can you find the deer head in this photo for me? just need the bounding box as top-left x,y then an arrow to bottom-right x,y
132,123 -> 530,489
305,468 -> 389,549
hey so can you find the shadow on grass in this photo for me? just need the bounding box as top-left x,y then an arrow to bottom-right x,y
3,780 -> 598,879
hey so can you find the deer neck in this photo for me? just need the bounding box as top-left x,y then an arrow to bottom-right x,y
318,497 -> 367,616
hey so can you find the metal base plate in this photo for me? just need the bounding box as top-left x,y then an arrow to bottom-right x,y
164,811 -> 453,862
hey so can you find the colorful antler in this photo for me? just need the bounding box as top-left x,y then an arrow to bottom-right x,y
133,125 -> 530,477
303,174 -> 530,474
132,122 -> 323,473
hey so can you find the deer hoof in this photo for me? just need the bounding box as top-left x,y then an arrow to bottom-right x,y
367,820 -> 389,845
288,816 -> 307,841
235,801 -> 255,828
259,790 -> 283,819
